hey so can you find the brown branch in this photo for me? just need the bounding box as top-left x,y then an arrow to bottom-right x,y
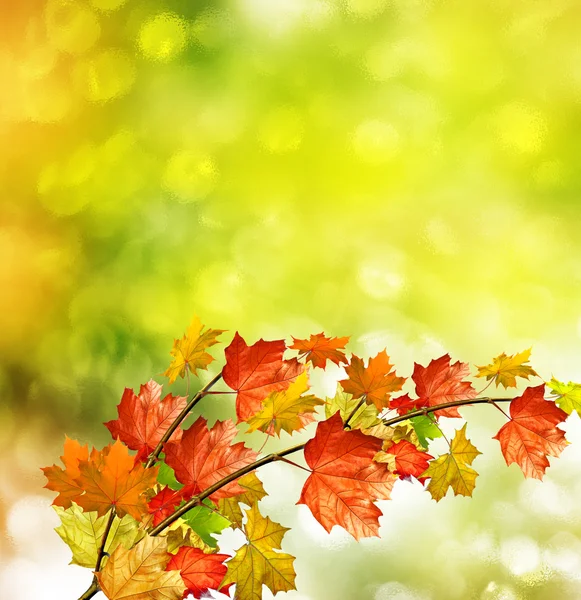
149,395 -> 515,537
149,443 -> 306,536
77,508 -> 116,600
145,372 -> 223,468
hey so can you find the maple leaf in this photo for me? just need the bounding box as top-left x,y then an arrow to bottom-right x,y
167,547 -> 230,599
164,316 -> 226,384
363,422 -> 424,449
493,384 -> 568,479
148,486 -> 186,526
74,440 -> 159,520
409,415 -> 443,448
476,348 -> 538,389
246,371 -> 324,436
164,416 -> 258,502
182,501 -> 231,548
393,354 -> 477,419
374,440 -> 433,482
218,472 -> 267,529
97,535 -> 185,600
41,436 -> 88,508
54,503 -> 144,568
325,384 -> 380,430
547,377 -> 581,417
298,412 -> 396,540
290,332 -> 350,369
340,350 -> 406,411
222,503 -> 296,600
223,332 -> 303,422
164,520 -> 213,555
422,424 -> 481,502
105,380 -> 187,462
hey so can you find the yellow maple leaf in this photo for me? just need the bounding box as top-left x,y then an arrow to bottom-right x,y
163,519 -> 214,555
164,316 -> 226,384
54,503 -> 144,569
421,424 -> 481,502
362,422 -> 424,449
97,535 -> 185,600
325,383 -> 380,430
547,376 -> 581,417
218,472 -> 267,529
222,503 -> 296,600
475,348 -> 538,389
245,371 -> 324,436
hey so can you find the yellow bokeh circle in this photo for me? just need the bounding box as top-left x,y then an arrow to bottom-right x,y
137,12 -> 188,62
45,0 -> 101,54
163,151 -> 218,202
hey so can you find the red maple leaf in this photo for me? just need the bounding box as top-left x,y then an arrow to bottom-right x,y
223,332 -> 303,422
387,440 -> 433,483
290,332 -> 350,369
392,354 -> 477,419
164,416 -> 258,503
297,412 -> 396,540
494,384 -> 568,479
339,350 -> 406,411
148,486 -> 185,526
105,380 -> 187,462
166,547 -> 231,599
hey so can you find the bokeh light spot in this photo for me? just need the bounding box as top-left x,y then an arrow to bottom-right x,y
138,12 -> 188,62
258,106 -> 304,153
163,151 -> 218,202
90,0 -> 127,11
353,120 -> 400,163
73,49 -> 135,103
45,0 -> 101,54
494,102 -> 547,155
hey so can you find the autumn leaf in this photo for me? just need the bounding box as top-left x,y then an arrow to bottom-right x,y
547,377 -> 581,417
290,332 -> 350,369
340,350 -> 406,411
54,503 -> 144,568
476,348 -> 538,389
363,422 -> 423,448
164,416 -> 257,502
246,371 -> 324,436
223,333 -> 303,422
422,424 -> 481,502
374,440 -> 433,482
164,316 -> 226,384
298,412 -> 396,540
393,354 -> 477,419
148,486 -> 186,526
42,436 -> 88,508
409,415 -> 443,448
493,384 -> 568,479
163,520 -> 213,555
74,440 -> 159,520
105,380 -> 187,462
167,547 -> 231,599
218,472 -> 267,529
182,501 -> 231,548
222,503 -> 296,600
97,535 -> 185,600
325,384 -> 380,430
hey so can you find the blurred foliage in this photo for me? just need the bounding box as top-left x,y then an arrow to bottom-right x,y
3,1 -> 581,597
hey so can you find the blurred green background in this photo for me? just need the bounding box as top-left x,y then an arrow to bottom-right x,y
3,0 -> 581,598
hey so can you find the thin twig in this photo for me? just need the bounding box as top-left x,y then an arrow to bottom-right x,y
344,398 -> 366,429
145,372 -> 223,468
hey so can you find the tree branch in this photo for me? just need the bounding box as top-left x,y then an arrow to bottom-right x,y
77,508 -> 116,600
145,372 -> 223,468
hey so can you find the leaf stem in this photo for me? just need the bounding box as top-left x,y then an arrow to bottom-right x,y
344,398 -> 366,429
145,372 -> 223,468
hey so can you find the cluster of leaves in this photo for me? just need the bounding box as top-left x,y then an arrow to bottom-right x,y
42,320 -> 579,600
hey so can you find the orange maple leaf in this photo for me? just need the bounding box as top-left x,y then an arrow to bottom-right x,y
339,350 -> 406,411
391,354 -> 477,419
41,436 -> 88,508
290,332 -> 350,369
105,380 -> 187,462
298,412 -> 396,540
74,440 -> 159,520
494,384 -> 568,479
164,416 -> 258,503
223,333 -> 303,422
